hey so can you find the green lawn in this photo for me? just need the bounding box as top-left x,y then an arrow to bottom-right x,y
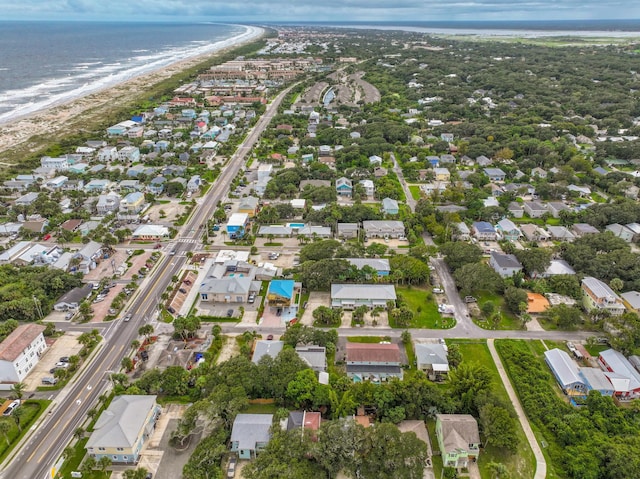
452,341 -> 536,479
473,291 -> 523,330
591,192 -> 607,203
0,400 -> 50,463
408,185 -> 423,201
584,343 -> 610,356
396,286 -> 455,329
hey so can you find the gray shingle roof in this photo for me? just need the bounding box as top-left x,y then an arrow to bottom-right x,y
331,284 -> 396,301
86,395 -> 157,449
231,414 -> 273,450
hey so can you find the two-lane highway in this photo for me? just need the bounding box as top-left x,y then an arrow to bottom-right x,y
1,83 -> 297,479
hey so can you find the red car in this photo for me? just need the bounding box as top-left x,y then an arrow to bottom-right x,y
154,243 -> 162,249
43,234 -> 51,241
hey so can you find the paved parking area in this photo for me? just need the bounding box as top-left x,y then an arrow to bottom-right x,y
22,332 -> 84,391
89,283 -> 125,323
299,292 -> 330,326
83,250 -> 128,283
122,252 -> 154,281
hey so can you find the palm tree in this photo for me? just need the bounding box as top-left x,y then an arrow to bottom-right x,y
62,445 -> 74,462
98,456 -> 112,472
12,406 -> 25,431
11,382 -> 25,400
74,427 -> 85,440
0,421 -> 11,446
131,340 -> 140,352
81,456 -> 97,473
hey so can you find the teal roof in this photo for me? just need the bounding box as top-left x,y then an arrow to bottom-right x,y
268,280 -> 294,299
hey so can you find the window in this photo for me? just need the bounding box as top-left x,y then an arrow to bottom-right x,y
98,447 -> 106,451
116,448 -> 124,451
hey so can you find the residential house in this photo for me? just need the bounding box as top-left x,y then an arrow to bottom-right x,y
297,226 -> 332,239
520,224 -> 551,242
434,167 -> 451,182
435,415 -> 480,469
95,193 -> 121,215
483,167 -> 506,182
496,218 -> 521,241
251,340 -> 284,364
471,221 -> 497,241
567,184 -> 591,197
44,175 -> 69,190
295,346 -> 327,372
199,276 -> 255,303
621,291 -> 640,312
120,192 -> 145,214
131,225 -> 169,241
606,223 -> 635,243
489,251 -> 523,278
0,324 -> 47,383
531,167 -> 547,179
523,201 -> 547,218
98,147 -> 118,162
286,411 -> 322,433
508,202 -> 524,218
441,154 -> 456,163
337,223 -> 359,239
539,260 -> 576,278
331,284 -> 396,309
572,223 -> 599,237
547,201 -> 570,219
579,367 -> 615,397
267,280 -> 295,308
336,177 -> 353,197
358,179 -> 375,197
368,155 -> 383,166
415,343 -> 449,381
427,156 -> 440,167
53,284 -> 92,311
226,213 -> 249,239
147,176 -> 166,195
258,225 -> 292,238
546,226 -> 576,242
346,258 -> 391,276
453,222 -> 471,241
582,277 -> 625,316
118,146 -> 140,163
544,349 -> 588,396
362,220 -> 404,239
624,223 -> 640,242
15,192 -> 39,206
85,395 -> 161,464
40,156 -> 69,171
230,414 -> 273,459
345,342 -> 403,382
476,155 -> 492,166
21,219 -> 48,235
598,349 -> 640,399
374,166 -> 388,177
85,179 -> 111,193
378,197 -> 398,216
238,196 -> 259,217
257,164 -> 273,180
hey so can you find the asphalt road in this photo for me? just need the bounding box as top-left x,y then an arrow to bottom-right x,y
1,84 -> 296,479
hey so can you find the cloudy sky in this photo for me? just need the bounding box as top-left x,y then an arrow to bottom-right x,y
2,0 -> 639,22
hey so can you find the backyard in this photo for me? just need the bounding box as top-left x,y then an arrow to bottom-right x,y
473,291 -> 523,330
451,340 -> 536,479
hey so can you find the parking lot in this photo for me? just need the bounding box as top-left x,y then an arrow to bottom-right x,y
22,332 -> 84,391
83,249 -> 128,283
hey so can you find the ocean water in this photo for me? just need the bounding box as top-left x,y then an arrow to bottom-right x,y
0,21 -> 254,124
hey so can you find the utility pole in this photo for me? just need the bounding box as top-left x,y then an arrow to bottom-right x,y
32,296 -> 43,320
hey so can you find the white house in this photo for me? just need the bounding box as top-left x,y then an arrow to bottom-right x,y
0,324 -> 47,383
40,156 -> 69,171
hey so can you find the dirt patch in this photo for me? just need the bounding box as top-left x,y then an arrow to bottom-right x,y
146,201 -> 185,223
216,335 -> 240,364
299,292 -> 330,326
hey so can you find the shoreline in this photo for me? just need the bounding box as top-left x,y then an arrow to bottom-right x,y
0,24 -> 265,158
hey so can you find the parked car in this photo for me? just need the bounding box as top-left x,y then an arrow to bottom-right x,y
226,309 -> 234,318
433,288 -> 444,294
64,312 -> 74,320
464,296 -> 477,303
43,234 -> 51,241
248,294 -> 256,303
167,306 -> 176,314
178,288 -> 187,294
266,334 -> 274,341
41,377 -> 58,385
3,400 -> 20,416
59,357 -> 70,363
154,243 -> 162,249
183,279 -> 192,285
227,457 -> 237,478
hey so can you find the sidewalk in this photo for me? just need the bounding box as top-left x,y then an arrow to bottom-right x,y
487,339 -> 547,479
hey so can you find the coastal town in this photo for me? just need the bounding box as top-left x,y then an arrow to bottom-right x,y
1,24 -> 640,479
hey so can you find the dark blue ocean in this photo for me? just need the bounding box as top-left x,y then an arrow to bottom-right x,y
0,22 -> 251,123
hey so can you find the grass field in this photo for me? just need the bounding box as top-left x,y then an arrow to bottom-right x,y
396,286 -> 455,329
473,291 -> 523,330
0,400 -> 50,463
452,340 -> 536,479
408,185 -> 423,201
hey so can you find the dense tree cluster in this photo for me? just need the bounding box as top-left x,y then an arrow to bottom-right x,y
498,340 -> 640,479
0,265 -> 82,321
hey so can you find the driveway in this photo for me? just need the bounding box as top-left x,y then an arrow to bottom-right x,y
299,292 -> 330,326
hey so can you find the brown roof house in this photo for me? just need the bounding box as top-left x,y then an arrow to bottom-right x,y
0,324 -> 47,383
345,342 -> 403,382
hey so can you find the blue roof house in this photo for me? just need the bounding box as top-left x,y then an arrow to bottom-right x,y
267,280 -> 295,308
427,156 -> 440,167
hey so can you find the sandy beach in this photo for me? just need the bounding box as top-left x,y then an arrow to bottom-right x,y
0,25 -> 264,158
